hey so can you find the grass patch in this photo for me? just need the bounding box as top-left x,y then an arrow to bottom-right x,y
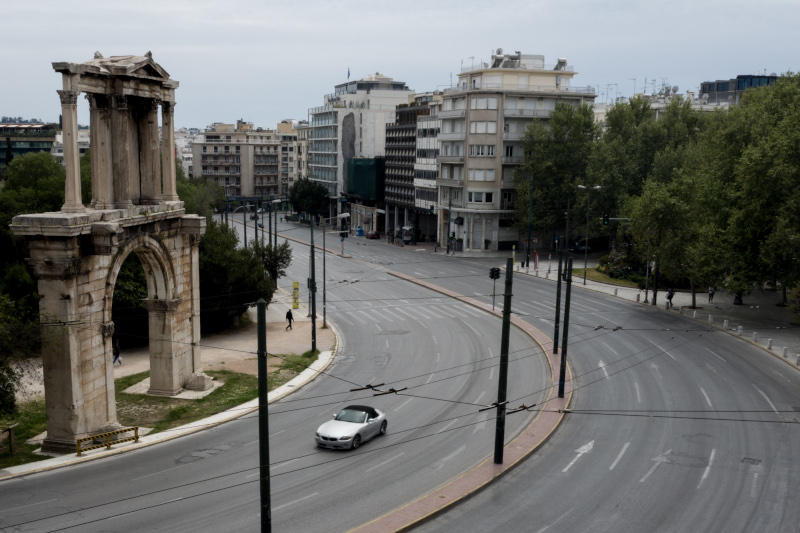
572,268 -> 640,288
0,397 -> 48,469
0,362 -> 313,468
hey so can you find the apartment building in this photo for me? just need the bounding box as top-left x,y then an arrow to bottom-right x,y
437,50 -> 596,251
277,119 -> 300,195
308,73 -> 413,214
296,120 -> 310,181
413,92 -> 442,242
192,120 -> 281,198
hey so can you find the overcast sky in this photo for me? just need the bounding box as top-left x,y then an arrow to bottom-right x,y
3,0 -> 798,129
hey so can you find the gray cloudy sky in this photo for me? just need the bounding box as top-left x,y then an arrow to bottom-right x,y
3,0 -> 798,129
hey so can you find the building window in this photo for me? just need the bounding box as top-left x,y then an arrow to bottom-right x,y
505,145 -> 514,157
469,145 -> 495,157
469,121 -> 497,134
202,146 -> 207,153
213,146 -> 218,153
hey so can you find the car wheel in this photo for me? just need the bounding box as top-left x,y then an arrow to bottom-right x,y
351,434 -> 361,450
379,421 -> 387,435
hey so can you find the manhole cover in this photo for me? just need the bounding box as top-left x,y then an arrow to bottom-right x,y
742,457 -> 761,465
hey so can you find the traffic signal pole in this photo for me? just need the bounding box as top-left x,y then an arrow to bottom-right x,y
494,258 -> 514,464
553,239 -> 563,355
558,258 -> 573,398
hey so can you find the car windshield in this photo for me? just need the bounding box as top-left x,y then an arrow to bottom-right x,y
335,409 -> 368,423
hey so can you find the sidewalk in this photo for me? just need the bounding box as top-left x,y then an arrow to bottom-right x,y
508,262 -> 800,362
2,295 -> 336,479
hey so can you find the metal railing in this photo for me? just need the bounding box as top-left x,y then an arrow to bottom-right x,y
503,108 -> 553,118
76,426 -> 140,456
444,84 -> 595,95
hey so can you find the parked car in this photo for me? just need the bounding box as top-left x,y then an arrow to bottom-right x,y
366,230 -> 380,239
569,241 -> 591,253
315,405 -> 387,450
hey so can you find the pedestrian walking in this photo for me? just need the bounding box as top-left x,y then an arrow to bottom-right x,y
285,309 -> 294,330
666,287 -> 675,308
112,338 -> 123,365
708,286 -> 715,303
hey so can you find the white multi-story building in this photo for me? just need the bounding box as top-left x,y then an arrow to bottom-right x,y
437,50 -> 596,251
308,73 -> 413,213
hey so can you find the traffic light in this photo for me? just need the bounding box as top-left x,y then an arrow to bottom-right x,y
489,267 -> 501,280
430,205 -> 435,215
603,214 -> 609,225
450,232 -> 456,240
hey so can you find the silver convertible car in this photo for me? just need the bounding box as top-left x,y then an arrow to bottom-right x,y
315,405 -> 387,450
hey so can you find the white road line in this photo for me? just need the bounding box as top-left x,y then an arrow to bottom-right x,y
562,441 -> 593,473
132,464 -> 187,481
435,352 -> 440,363
475,391 -> 486,404
426,373 -> 435,384
413,271 -> 425,276
273,492 -> 319,511
464,322 -> 483,337
700,387 -> 713,408
697,448 -> 716,489
600,341 -> 619,357
395,398 -> 413,411
634,382 -> 641,403
385,339 -> 390,348
365,453 -> 406,473
609,442 -> 630,470
703,346 -> 727,363
751,472 -> 759,498
488,347 -> 494,357
437,419 -> 459,433
640,449 -> 671,483
165,497 -> 184,504
534,508 -> 574,533
598,360 -> 609,379
436,445 -> 466,468
245,440 -> 258,446
489,367 -> 494,380
0,498 -> 58,513
419,321 -> 429,329
753,385 -> 780,414
645,338 -> 676,360
432,335 -> 438,345
705,363 -> 719,375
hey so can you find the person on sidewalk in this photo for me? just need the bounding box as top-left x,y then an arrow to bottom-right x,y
666,288 -> 675,308
112,338 -> 123,365
286,309 -> 294,330
708,286 -> 715,303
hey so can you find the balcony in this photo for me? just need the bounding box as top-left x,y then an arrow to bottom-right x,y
502,156 -> 524,164
439,108 -> 466,118
438,155 -> 464,163
502,132 -> 525,141
439,132 -> 466,141
436,178 -> 464,188
445,83 -> 596,95
503,108 -> 553,118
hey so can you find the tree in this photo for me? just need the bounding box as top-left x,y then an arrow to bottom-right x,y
252,239 -> 293,289
288,178 -> 329,216
4,137 -> 13,171
198,220 -> 274,332
514,102 -> 599,239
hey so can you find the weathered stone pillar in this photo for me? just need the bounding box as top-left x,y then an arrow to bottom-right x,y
58,90 -> 85,213
144,298 -> 184,396
87,94 -> 114,209
139,98 -> 162,205
112,95 -> 134,208
161,101 -> 180,201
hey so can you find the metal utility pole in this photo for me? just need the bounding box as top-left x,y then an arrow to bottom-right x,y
268,203 -> 272,247
651,259 -> 659,307
578,185 -> 601,285
256,298 -> 272,532
526,184 -> 533,268
553,239 -> 563,354
494,258 -> 513,464
322,217 -> 327,329
309,217 -> 317,352
558,258 -> 573,398
244,203 -> 248,249
254,203 -> 259,245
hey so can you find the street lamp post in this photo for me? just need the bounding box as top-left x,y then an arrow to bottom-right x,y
577,184 -> 601,286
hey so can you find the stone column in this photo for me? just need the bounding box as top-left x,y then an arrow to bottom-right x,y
87,94 -> 114,209
144,298 -> 184,396
161,101 -> 180,201
139,98 -> 162,205
58,90 -> 85,213
111,95 -> 134,208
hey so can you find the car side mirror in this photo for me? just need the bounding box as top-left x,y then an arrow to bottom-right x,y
368,418 -> 375,422
332,414 -> 337,419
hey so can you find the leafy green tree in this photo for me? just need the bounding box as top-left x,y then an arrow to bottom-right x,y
252,239 -> 293,289
514,102 -> 599,240
4,137 -> 13,171
288,178 -> 329,216
198,220 -> 274,332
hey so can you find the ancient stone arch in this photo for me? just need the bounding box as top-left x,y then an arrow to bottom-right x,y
10,53 -> 209,453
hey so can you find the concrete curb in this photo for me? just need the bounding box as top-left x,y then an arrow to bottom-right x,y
348,271 -> 572,533
0,322 -> 341,482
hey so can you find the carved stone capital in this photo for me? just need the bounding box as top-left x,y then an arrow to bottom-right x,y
27,257 -> 83,280
114,94 -> 129,111
142,298 -> 182,313
102,321 -> 115,338
162,101 -> 175,115
148,97 -> 162,112
57,90 -> 79,106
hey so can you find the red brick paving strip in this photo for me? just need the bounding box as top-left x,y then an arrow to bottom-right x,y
349,270 -> 573,533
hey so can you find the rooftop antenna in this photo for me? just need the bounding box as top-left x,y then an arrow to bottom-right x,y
629,78 -> 636,95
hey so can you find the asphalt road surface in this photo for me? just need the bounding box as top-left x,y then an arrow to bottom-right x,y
0,219 -> 547,532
